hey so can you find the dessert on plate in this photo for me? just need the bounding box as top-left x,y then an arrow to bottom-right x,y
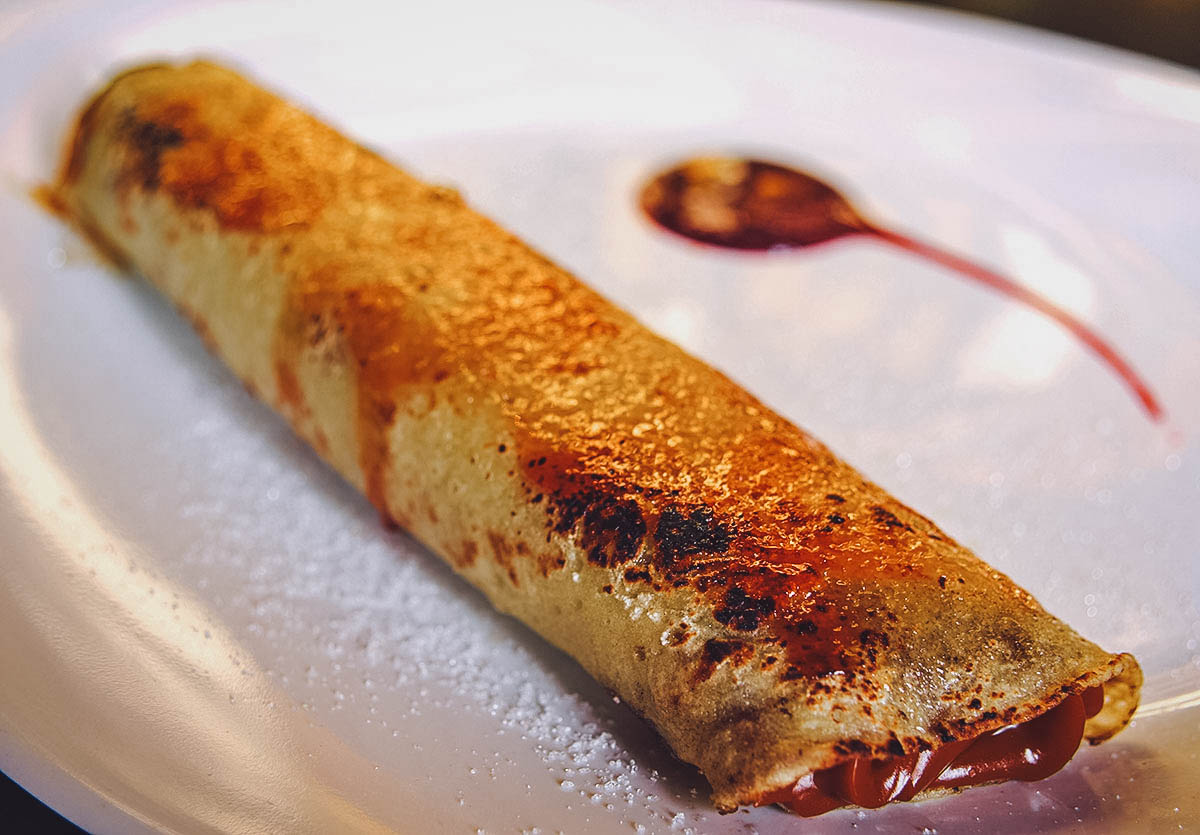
48,61 -> 1141,816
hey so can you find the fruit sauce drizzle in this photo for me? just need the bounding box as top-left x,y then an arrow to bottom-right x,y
639,157 -> 1163,422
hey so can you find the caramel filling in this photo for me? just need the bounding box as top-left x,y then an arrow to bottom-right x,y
762,686 -> 1105,817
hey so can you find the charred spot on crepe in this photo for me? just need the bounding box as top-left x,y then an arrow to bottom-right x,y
111,94 -> 328,233
116,107 -> 185,190
665,622 -> 692,647
623,567 -> 652,584
61,63 -> 172,185
871,505 -> 914,532
713,586 -> 777,631
654,505 -> 734,562
579,497 -> 646,568
698,638 -> 754,682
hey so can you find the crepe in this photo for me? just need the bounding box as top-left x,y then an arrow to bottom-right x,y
49,61 -> 1141,815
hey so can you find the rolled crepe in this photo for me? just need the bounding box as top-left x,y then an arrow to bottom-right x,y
50,61 -> 1140,814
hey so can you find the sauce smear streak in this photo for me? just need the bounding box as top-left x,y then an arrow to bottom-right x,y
639,157 -> 1162,421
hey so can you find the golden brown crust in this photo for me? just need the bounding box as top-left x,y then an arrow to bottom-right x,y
51,60 -> 1141,812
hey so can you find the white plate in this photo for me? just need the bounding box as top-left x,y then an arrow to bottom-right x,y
1,1 -> 1198,832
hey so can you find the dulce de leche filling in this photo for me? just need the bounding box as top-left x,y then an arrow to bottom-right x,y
762,685 -> 1105,817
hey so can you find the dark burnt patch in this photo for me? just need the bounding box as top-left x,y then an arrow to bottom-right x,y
871,505 -> 914,532
579,497 -> 646,567
769,601 -> 871,680
703,639 -> 741,665
713,586 -> 775,631
655,505 -> 732,562
858,628 -> 890,665
930,722 -> 957,744
858,629 -> 889,648
117,107 -> 185,190
665,622 -> 692,647
825,493 -> 846,503
696,638 -> 752,683
847,739 -> 871,755
623,567 -> 652,584
549,488 -> 596,536
524,446 -> 607,538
